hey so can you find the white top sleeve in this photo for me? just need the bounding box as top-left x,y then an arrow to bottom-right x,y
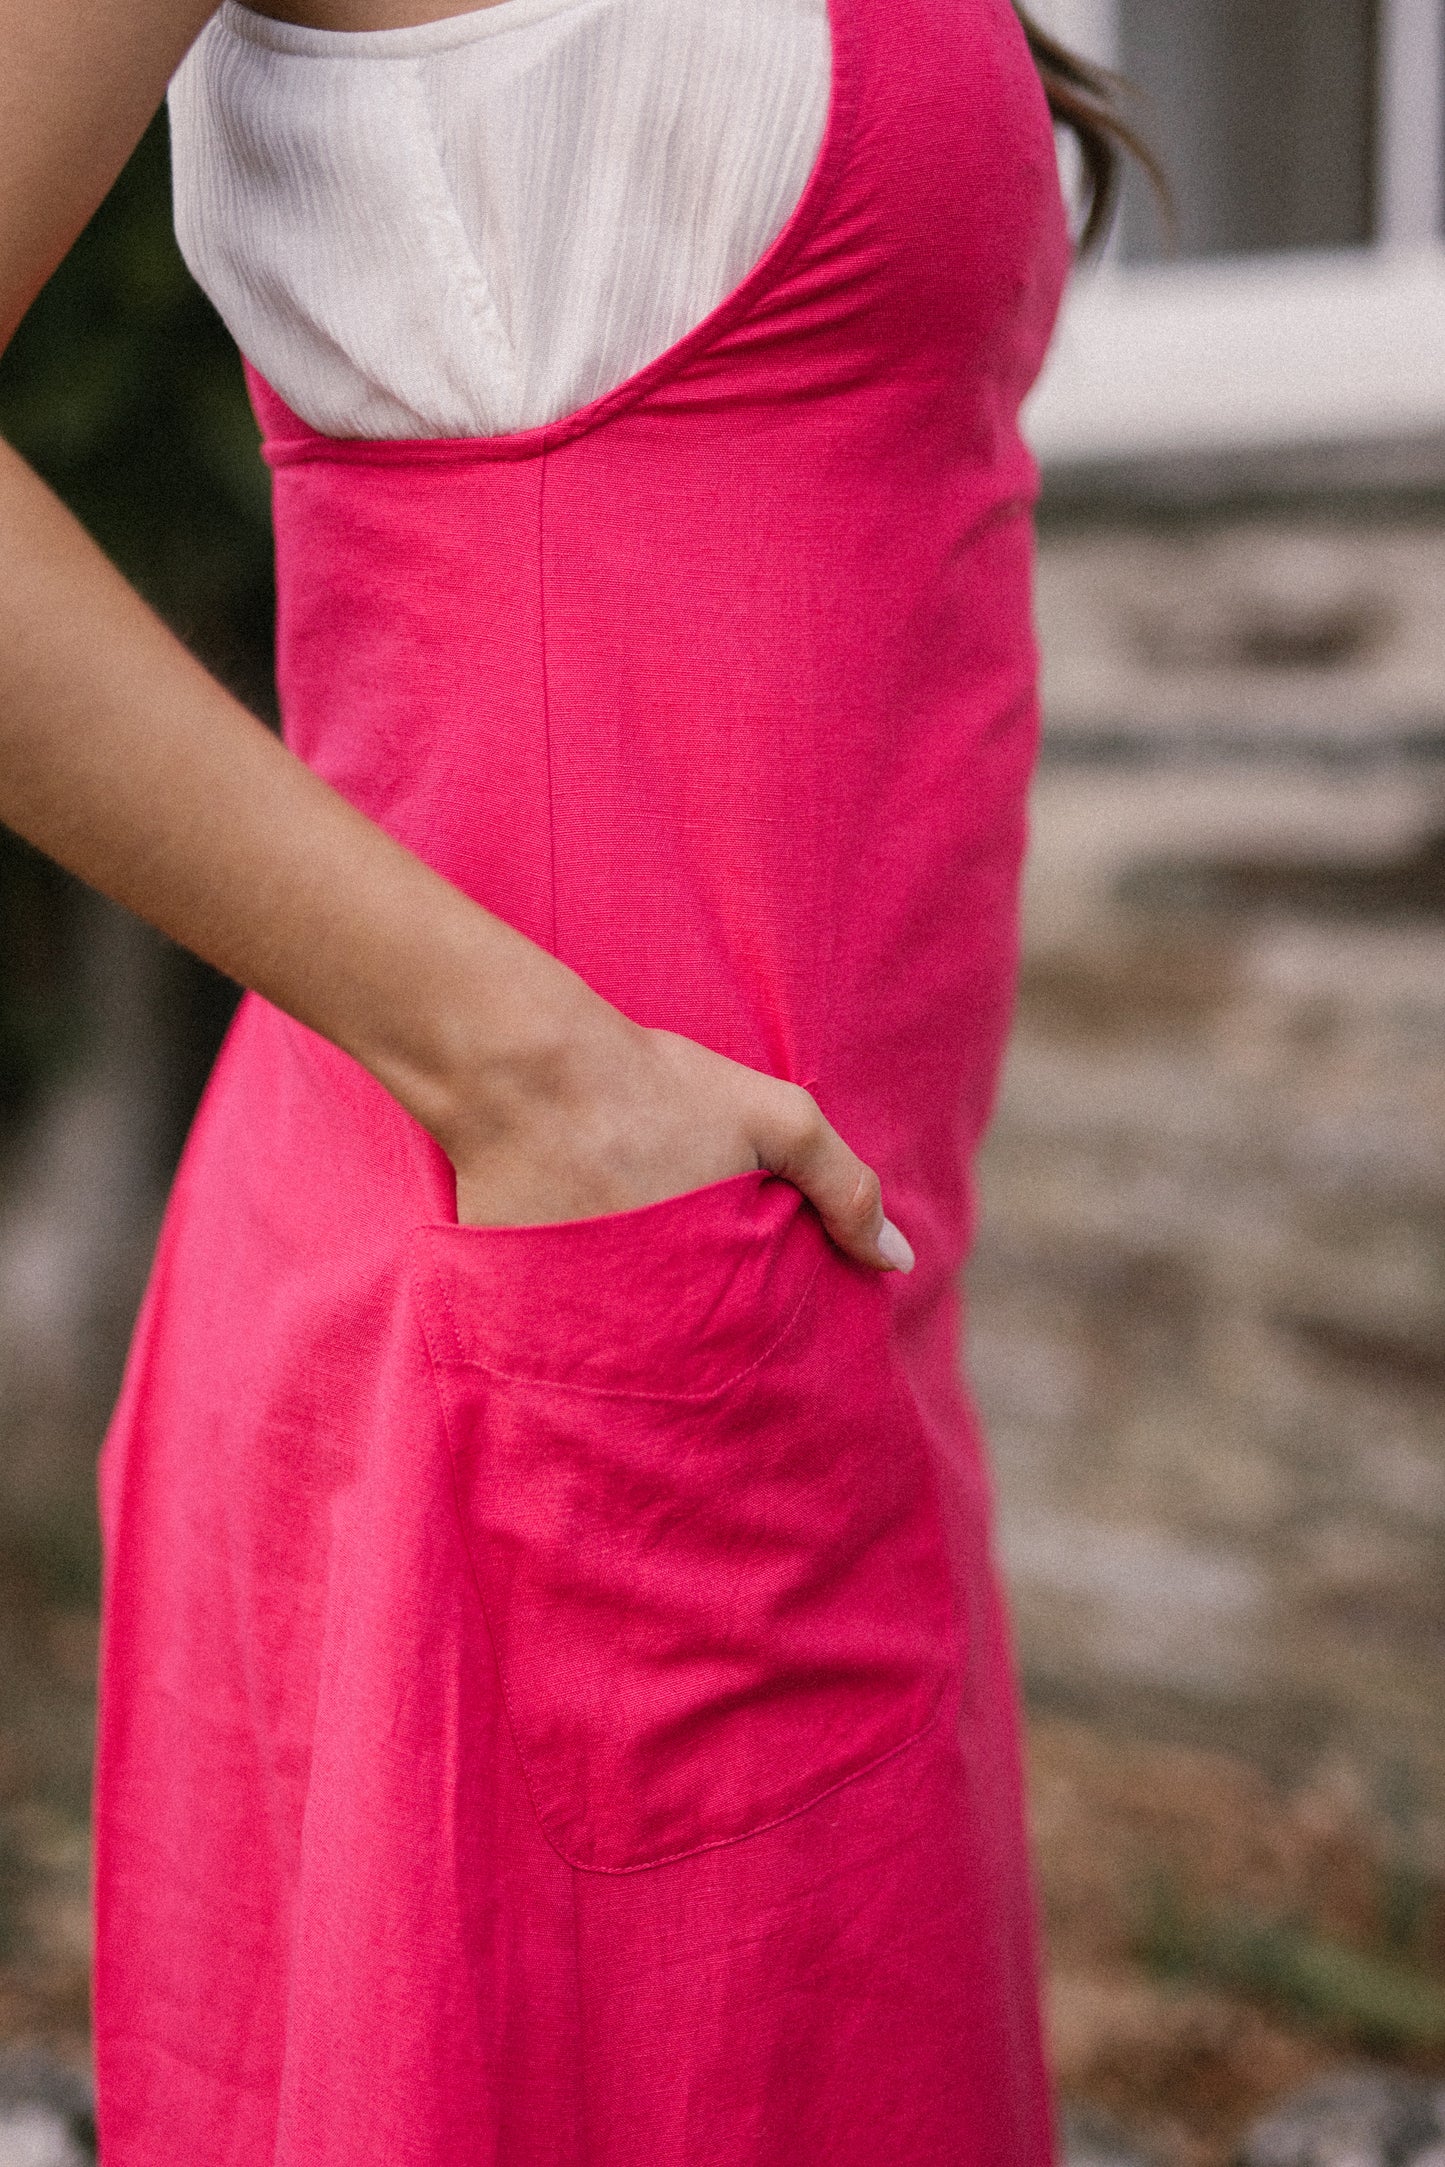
167,0 -> 831,441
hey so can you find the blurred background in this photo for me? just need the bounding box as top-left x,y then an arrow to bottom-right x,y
0,6 -> 1443,2163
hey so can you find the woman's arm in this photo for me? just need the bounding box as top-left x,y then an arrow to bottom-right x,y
0,0 -> 912,1268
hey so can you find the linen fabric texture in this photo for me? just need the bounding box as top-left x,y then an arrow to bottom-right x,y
95,0 -> 1074,2158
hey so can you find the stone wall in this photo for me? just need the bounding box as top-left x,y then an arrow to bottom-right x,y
973,516 -> 1445,1884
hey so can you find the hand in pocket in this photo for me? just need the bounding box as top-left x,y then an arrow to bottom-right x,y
443,1009 -> 915,1275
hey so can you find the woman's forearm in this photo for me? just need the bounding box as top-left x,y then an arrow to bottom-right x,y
0,433 -> 906,1266
0,435 -> 604,1159
0,0 -> 900,1264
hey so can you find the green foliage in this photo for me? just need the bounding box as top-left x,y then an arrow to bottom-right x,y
0,832 -> 78,1125
0,111 -> 275,692
0,1814 -> 24,1965
1139,1873 -> 1445,2056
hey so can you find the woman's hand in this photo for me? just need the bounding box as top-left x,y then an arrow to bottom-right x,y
444,1010 -> 915,1274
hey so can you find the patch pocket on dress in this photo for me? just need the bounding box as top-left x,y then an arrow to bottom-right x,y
408,1170 -> 955,1873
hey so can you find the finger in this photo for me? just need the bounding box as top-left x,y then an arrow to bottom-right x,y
758,1089 -> 914,1273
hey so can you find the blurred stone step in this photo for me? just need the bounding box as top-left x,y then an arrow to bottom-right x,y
1238,2067 -> 1445,2166
1034,523 -> 1445,766
1061,2105 -> 1164,2166
0,2055 -> 93,2167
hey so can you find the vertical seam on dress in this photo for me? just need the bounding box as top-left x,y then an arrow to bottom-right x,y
538,445 -> 559,954
569,1857 -> 591,2150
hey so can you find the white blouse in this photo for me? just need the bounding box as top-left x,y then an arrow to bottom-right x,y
168,0 -> 831,440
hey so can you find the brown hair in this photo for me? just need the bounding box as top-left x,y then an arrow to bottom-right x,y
1014,7 -> 1169,255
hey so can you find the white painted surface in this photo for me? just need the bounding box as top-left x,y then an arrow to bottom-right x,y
1026,245 -> 1445,463
1025,0 -> 1445,464
1026,0 -> 1117,65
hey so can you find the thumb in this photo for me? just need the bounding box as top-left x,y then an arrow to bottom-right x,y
758,1091 -> 914,1273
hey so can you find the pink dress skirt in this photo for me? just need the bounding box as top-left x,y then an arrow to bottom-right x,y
93,0 -> 1073,2156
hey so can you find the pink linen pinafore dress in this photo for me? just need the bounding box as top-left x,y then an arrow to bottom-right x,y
93,0 -> 1073,2157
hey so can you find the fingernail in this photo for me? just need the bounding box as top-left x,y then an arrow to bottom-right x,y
878,1219 -> 915,1273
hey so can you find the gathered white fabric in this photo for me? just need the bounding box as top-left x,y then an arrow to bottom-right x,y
168,0 -> 830,440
